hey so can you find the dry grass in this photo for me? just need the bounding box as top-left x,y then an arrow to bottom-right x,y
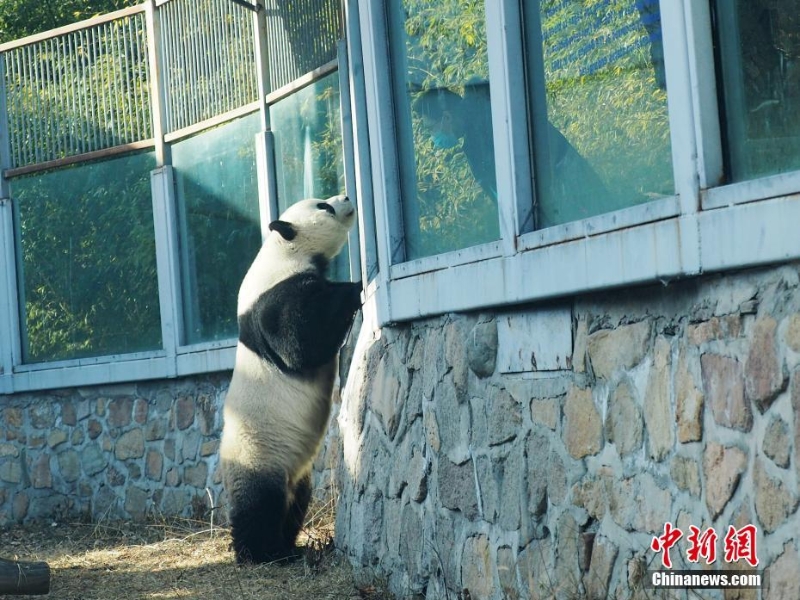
0,499 -> 391,600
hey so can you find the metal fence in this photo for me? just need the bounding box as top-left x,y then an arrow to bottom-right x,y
0,0 -> 343,175
1,6 -> 152,171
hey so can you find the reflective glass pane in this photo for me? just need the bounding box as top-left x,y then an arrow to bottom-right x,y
13,152 -> 161,363
172,113 -> 262,345
527,0 -> 673,228
714,1 -> 800,181
270,71 -> 351,282
389,0 -> 500,260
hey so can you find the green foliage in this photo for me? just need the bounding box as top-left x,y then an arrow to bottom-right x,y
0,0 -> 140,43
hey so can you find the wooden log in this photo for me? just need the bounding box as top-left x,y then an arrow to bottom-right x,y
0,557 -> 51,595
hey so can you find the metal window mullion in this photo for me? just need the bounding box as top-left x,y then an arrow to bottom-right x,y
354,0 -> 397,323
150,165 -> 182,374
486,0 -> 534,256
659,0 -> 701,274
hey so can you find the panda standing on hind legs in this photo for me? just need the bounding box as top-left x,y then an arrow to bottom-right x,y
220,194 -> 362,564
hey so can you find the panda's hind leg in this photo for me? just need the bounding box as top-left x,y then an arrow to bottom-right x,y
226,465 -> 295,564
283,471 -> 312,550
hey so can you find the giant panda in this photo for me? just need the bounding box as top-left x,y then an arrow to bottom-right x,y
220,194 -> 362,564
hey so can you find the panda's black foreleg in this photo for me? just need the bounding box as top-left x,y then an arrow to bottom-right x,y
283,471 -> 312,549
227,467 -> 296,564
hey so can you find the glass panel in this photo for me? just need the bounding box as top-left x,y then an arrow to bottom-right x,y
527,0 -> 673,228
714,1 -> 800,181
388,0 -> 500,260
12,152 -> 161,363
172,113 -> 262,345
270,71 -> 351,282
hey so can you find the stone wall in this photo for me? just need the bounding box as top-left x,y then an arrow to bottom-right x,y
334,262 -> 800,599
0,375 -> 232,526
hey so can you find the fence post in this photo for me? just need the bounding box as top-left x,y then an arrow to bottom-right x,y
145,0 -> 171,166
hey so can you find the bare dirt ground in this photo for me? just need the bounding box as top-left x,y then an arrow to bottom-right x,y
0,502 -> 390,600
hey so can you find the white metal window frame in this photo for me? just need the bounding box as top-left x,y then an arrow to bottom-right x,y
0,0 -> 365,394
354,0 -> 800,325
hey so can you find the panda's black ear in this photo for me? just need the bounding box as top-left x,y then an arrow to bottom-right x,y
269,220 -> 297,241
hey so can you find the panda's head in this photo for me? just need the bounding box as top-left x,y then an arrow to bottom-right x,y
267,195 -> 356,261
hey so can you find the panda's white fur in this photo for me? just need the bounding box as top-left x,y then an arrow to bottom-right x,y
220,195 -> 361,564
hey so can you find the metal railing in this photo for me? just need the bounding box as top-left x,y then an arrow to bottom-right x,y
1,6 -> 152,172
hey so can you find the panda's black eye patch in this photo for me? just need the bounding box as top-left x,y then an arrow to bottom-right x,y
316,202 -> 336,216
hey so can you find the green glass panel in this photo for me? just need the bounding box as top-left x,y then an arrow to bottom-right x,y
13,152 -> 161,363
172,113 -> 262,344
528,0 -> 673,228
270,71 -> 351,281
389,0 -> 500,260
714,0 -> 800,181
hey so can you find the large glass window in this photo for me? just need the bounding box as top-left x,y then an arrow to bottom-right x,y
172,113 -> 262,345
270,71 -> 351,281
525,0 -> 673,228
12,152 -> 161,363
714,0 -> 800,182
388,0 -> 501,260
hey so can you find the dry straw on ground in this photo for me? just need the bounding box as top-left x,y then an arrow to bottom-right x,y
0,499 -> 391,600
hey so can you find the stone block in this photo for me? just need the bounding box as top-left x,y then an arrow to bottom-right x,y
745,316 -> 787,411
87,419 -> 103,439
497,546 -> 519,600
438,458 -> 479,521
704,442 -> 747,519
82,443 -> 108,476
462,534 -> 494,600
0,443 -> 19,458
144,418 -> 167,442
675,349 -> 704,443
763,416 -> 790,468
125,486 -> 149,519
30,403 -> 56,429
564,385 -> 603,459
200,439 -> 219,457
686,314 -> 742,345
47,429 -> 68,449
133,398 -> 149,425
61,402 -> 77,427
572,476 -> 607,521
527,429 -> 551,517
184,463 -> 208,489
58,449 -> 81,483
572,316 -> 588,373
644,336 -> 675,462
605,379 -> 643,457
107,397 -> 133,428
587,320 -> 651,379
31,453 -> 52,489
468,319 -> 498,378
530,397 -> 559,431
370,351 -> 408,441
434,376 -> 470,463
584,535 -> 618,600
5,407 -> 23,427
174,396 -> 196,431
764,543 -> 800,600
399,504 -> 426,589
12,492 -> 29,521
701,354 -> 752,432
489,389 -> 522,446
518,537 -> 555,600
0,459 -> 22,484
146,449 -> 163,480
670,455 -> 701,498
785,313 -> 800,353
754,459 -> 798,533
115,429 -> 144,460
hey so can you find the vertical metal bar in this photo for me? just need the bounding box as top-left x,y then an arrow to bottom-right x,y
140,14 -> 153,138
150,165 -> 183,372
146,0 -> 171,165
186,0 -> 201,126
6,51 -> 20,169
216,0 -> 231,111
0,53 -> 12,198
